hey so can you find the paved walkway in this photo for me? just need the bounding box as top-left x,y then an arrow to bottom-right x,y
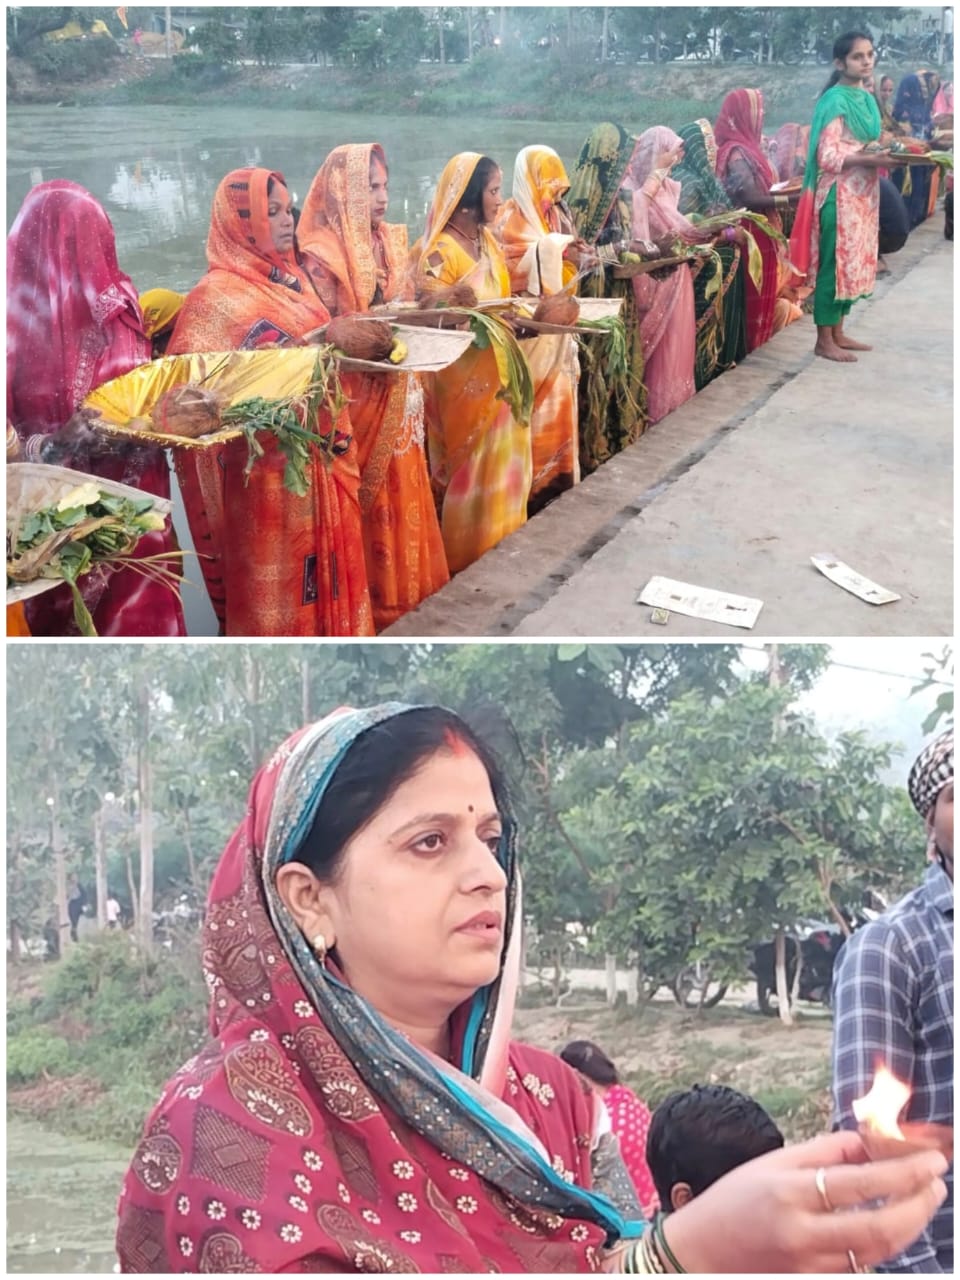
387,217 -> 952,638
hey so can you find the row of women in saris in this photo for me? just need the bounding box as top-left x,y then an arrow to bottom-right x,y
7,93 -> 809,638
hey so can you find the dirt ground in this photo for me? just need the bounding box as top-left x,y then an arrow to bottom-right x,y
513,996 -> 835,1142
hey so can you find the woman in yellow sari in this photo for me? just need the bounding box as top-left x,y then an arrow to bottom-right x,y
414,153 -> 532,575
495,145 -> 584,513
298,143 -> 449,630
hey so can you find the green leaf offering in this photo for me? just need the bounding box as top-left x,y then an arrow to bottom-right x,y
220,349 -> 350,497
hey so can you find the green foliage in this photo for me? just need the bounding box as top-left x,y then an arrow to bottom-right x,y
28,35 -> 118,82
7,1028 -> 73,1084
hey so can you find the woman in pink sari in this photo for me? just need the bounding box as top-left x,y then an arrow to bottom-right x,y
6,180 -> 185,636
625,127 -> 700,425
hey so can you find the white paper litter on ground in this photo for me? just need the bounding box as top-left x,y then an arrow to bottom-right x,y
810,555 -> 901,605
637,576 -> 763,629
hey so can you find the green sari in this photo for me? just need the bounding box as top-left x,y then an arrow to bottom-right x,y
674,120 -> 748,390
567,122 -> 647,473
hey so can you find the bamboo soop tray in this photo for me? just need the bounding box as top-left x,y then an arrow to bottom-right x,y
84,304 -> 623,450
6,462 -> 173,606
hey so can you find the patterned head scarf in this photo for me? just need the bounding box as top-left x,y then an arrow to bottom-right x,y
674,119 -> 733,216
510,145 -> 571,236
206,167 -> 302,285
627,126 -> 701,243
298,143 -> 408,313
908,729 -> 954,818
566,122 -> 638,244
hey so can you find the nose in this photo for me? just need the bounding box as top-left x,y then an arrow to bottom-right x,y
465,837 -> 508,894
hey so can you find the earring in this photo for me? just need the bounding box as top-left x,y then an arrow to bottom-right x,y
311,932 -> 327,963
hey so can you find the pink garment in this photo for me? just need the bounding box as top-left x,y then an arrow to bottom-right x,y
932,82 -> 953,116
808,117 -> 880,301
604,1084 -> 659,1216
628,128 -> 697,424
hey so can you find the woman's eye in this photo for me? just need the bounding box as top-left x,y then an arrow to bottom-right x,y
485,833 -> 503,852
413,832 -> 444,853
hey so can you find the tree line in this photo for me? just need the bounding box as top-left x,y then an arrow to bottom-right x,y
9,6 -> 927,72
7,642 -> 948,1023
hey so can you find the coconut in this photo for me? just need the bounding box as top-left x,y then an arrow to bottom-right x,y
150,384 -> 223,438
327,316 -> 395,362
533,294 -> 580,326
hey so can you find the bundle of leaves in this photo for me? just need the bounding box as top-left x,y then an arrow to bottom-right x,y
7,482 -> 174,636
220,349 -> 350,498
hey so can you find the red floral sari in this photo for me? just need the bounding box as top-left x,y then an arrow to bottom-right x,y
168,167 -> 373,636
6,180 -> 185,636
116,706 -> 641,1273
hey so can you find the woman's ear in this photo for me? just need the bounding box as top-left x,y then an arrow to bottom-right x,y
275,861 -> 337,948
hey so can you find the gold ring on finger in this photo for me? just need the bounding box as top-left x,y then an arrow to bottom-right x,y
815,1166 -> 837,1213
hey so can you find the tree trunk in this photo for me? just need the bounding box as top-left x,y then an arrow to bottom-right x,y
93,805 -> 108,930
125,848 -> 138,928
137,685 -> 154,950
498,5 -> 505,46
600,7 -> 610,62
774,927 -> 794,1026
51,787 -> 69,952
438,12 -> 445,64
9,918 -> 22,963
164,4 -> 172,58
466,6 -> 473,60
243,650 -> 262,770
182,805 -> 201,898
789,941 -> 803,1007
604,952 -> 618,1006
625,964 -> 639,1007
301,658 -> 311,724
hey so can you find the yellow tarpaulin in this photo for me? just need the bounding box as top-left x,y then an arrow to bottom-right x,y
45,19 -> 112,41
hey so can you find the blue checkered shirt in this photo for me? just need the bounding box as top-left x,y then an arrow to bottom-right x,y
832,862 -> 954,1273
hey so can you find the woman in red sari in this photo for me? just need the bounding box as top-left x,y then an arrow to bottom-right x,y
6,180 -> 185,637
116,703 -> 947,1275
168,167 -> 373,637
714,89 -> 803,350
298,144 -> 449,631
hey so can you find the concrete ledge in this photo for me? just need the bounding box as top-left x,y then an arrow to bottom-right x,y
386,216 -> 948,637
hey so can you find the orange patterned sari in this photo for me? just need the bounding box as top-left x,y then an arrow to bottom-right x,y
496,146 -> 580,512
415,153 -> 532,574
299,144 -> 449,630
168,167 -> 372,636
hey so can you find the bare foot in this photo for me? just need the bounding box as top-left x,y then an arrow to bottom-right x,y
834,334 -> 872,350
815,339 -> 857,362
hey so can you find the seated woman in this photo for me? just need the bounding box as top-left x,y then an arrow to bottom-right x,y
298,144 -> 449,631
495,145 -> 586,512
560,1039 -> 659,1219
414,153 -> 532,574
566,123 -> 647,473
168,167 -> 373,637
139,288 -> 185,357
714,89 -> 803,350
891,72 -> 936,228
116,702 -> 948,1273
6,180 -> 185,637
673,120 -> 749,389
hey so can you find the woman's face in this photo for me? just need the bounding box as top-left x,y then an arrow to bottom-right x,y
481,167 -> 504,225
267,182 -> 295,255
880,76 -> 895,102
369,157 -> 389,228
836,38 -> 875,83
309,747 -> 508,1026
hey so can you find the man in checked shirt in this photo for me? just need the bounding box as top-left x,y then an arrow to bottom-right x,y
832,728 -> 953,1273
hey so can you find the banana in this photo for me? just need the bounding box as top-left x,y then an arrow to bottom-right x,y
388,339 -> 408,365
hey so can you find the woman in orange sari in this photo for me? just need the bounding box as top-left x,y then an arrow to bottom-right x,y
298,144 -> 448,630
496,145 -> 584,513
414,153 -> 532,574
169,167 -> 373,637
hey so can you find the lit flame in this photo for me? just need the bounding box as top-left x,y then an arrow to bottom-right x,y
852,1063 -> 911,1139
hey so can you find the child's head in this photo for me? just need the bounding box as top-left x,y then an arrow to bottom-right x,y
647,1084 -> 784,1212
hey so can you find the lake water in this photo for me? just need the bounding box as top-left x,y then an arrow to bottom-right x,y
7,104 -> 596,290
6,1114 -> 130,1273
7,105 -> 598,634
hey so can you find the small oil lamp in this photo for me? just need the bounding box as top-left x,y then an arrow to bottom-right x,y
853,1063 -> 953,1161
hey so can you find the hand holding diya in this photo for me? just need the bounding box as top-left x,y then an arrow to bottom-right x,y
853,1064 -> 954,1162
